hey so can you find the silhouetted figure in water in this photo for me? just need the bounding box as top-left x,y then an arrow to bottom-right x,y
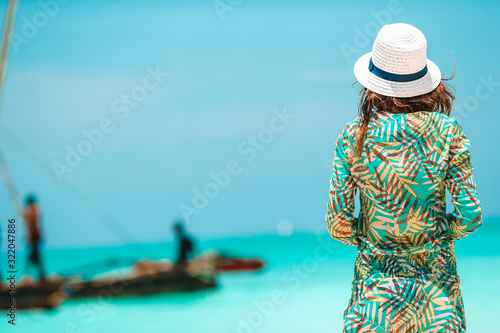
23,195 -> 46,282
173,222 -> 194,269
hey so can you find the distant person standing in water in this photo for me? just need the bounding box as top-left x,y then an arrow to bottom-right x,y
326,24 -> 482,332
173,221 -> 194,268
23,195 -> 46,282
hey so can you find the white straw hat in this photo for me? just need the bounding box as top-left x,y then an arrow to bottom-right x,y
353,23 -> 441,98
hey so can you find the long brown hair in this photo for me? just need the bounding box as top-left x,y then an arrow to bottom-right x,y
355,80 -> 455,154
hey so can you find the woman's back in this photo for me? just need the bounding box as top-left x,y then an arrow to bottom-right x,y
328,110 -> 482,255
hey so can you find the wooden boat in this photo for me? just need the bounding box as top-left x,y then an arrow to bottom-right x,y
0,255 -> 218,308
71,255 -> 218,298
216,255 -> 265,272
0,278 -> 72,310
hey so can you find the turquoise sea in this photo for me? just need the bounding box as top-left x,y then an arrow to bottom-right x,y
1,218 -> 499,333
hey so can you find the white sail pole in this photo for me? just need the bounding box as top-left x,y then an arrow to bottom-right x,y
0,0 -> 18,115
0,0 -> 23,219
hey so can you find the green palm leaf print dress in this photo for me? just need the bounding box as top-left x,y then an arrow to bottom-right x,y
326,110 -> 482,333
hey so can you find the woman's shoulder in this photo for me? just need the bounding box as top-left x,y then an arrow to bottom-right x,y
336,117 -> 361,143
343,116 -> 362,133
336,112 -> 467,144
417,111 -> 466,136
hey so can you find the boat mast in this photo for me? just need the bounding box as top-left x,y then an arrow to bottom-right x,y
0,0 -> 23,218
0,0 -> 18,115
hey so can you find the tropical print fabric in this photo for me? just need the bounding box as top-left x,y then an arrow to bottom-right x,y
326,111 -> 482,332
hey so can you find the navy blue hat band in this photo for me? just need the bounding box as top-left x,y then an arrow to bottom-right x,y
368,58 -> 428,83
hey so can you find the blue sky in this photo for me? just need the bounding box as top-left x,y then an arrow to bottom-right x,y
0,0 -> 499,249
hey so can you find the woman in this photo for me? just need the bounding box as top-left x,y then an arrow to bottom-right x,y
326,23 -> 482,332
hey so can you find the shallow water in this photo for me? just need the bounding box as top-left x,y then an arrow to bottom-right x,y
1,218 -> 499,333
